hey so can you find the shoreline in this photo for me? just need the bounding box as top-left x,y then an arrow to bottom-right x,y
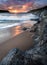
0,31 -> 33,61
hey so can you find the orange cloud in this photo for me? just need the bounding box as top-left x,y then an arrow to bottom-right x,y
8,2 -> 33,13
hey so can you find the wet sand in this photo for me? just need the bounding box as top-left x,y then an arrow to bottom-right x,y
0,29 -> 33,61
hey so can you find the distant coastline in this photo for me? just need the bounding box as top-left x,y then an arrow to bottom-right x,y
0,10 -> 9,13
28,6 -> 47,13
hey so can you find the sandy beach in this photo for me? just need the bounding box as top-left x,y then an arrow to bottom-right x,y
0,25 -> 33,61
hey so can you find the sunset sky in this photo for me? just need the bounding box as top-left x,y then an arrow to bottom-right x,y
0,0 -> 47,13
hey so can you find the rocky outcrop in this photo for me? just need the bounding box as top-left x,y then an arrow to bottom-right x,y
0,48 -> 44,65
28,6 -> 47,16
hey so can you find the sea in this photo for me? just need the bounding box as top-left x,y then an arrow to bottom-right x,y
0,13 -> 39,28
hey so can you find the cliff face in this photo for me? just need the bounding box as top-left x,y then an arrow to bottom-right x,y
28,6 -> 47,16
0,8 -> 47,65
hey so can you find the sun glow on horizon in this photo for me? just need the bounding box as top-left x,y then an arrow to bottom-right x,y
8,2 -> 33,13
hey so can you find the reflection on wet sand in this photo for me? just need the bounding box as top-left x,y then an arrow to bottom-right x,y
0,25 -> 23,43
12,26 -> 23,36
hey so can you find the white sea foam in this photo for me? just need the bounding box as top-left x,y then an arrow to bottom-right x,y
0,13 -> 39,21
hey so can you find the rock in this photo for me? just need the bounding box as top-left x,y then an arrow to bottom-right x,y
0,48 -> 44,65
22,27 -> 27,31
0,48 -> 24,65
